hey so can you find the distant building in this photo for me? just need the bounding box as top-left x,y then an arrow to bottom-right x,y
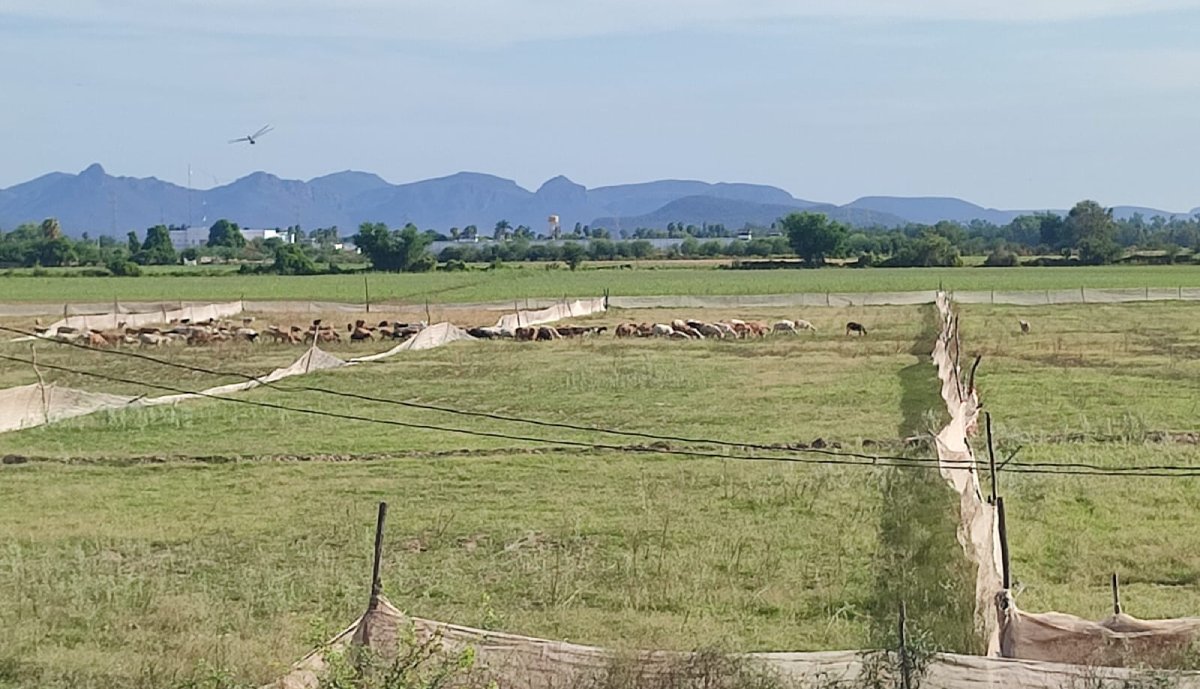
240,228 -> 284,243
169,226 -> 285,251
169,226 -> 210,251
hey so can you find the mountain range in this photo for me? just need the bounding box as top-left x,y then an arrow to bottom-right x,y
1,164 -> 1197,238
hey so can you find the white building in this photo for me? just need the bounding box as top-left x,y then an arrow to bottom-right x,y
170,226 -> 285,251
169,226 -> 210,250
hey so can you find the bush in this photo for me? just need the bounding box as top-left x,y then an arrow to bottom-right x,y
106,259 -> 142,277
440,259 -> 468,272
408,253 -> 437,273
272,244 -> 320,275
983,247 -> 1019,267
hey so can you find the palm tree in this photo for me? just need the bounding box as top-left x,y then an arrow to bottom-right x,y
494,219 -> 512,241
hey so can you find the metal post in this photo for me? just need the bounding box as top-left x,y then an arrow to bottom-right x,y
369,501 -> 388,611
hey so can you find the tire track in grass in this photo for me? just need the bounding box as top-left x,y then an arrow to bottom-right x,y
869,303 -> 981,653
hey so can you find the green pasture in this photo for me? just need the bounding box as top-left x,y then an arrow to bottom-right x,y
3,264 -> 1200,304
4,300 -> 1200,687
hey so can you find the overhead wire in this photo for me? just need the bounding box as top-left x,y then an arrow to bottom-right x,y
8,324 -> 1200,475
3,350 -> 1200,478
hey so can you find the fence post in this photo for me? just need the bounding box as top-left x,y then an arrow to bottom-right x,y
986,412 -> 998,504
369,501 -> 389,612
1112,572 -> 1122,615
363,274 -> 371,313
898,601 -> 912,689
30,344 -> 49,425
1081,286 -> 1086,304
997,496 -> 1011,589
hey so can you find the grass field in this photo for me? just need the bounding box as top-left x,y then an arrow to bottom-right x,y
4,264 -> 1200,304
4,299 -> 1200,687
960,302 -> 1200,622
0,304 -> 979,687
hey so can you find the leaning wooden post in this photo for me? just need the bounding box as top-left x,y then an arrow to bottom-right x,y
425,296 -> 432,325
363,274 -> 371,314
986,412 -> 998,504
30,344 -> 49,425
997,496 -> 1012,590
898,601 -> 912,689
369,501 -> 389,612
1112,572 -> 1122,615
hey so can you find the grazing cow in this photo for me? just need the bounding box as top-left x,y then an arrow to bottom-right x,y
535,326 -> 561,341
615,323 -> 638,338
772,320 -> 799,335
85,330 -> 111,347
1019,319 -> 1030,334
652,323 -> 676,338
714,322 -> 738,338
514,326 -> 537,341
137,332 -> 166,347
671,320 -> 704,339
794,319 -> 816,332
846,321 -> 868,336
233,327 -> 259,342
348,320 -> 374,341
745,321 -> 769,338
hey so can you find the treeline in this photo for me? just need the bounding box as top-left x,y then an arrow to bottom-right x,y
0,218 -> 360,275
6,199 -> 1198,276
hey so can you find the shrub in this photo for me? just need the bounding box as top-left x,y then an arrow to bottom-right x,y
983,248 -> 1019,267
106,259 -> 142,276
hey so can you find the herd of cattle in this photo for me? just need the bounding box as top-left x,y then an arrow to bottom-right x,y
467,318 -> 869,341
32,315 -> 874,348
31,317 -> 428,347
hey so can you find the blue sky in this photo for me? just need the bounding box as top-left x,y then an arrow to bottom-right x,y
3,1 -> 1200,210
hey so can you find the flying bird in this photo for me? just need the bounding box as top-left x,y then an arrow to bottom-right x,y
229,125 -> 273,145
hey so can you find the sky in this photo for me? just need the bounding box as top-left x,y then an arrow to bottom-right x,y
3,0 -> 1200,210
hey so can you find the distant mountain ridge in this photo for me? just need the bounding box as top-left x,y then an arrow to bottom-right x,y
0,164 -> 1194,238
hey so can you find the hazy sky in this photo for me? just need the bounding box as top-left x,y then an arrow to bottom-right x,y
4,1 -> 1200,210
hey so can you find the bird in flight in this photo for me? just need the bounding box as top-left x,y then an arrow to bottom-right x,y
229,125 -> 273,145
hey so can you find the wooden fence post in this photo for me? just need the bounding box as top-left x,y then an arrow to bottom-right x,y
898,601 -> 912,689
1112,572 -> 1122,615
986,412 -> 998,504
364,275 -> 371,313
997,496 -> 1011,589
369,501 -> 389,611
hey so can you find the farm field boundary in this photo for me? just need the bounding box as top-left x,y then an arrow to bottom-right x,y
6,286 -> 1200,320
265,595 -> 1200,689
933,292 -> 1200,668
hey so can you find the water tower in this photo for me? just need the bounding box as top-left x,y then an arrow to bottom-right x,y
547,214 -> 561,239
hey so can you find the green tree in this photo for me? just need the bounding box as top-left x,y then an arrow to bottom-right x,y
463,225 -> 478,241
207,219 -> 246,249
137,225 -> 178,265
493,219 -> 511,241
272,244 -> 320,275
561,242 -> 586,270
782,212 -> 847,266
1066,200 -> 1121,264
353,222 -> 434,272
40,218 -> 62,240
33,236 -> 77,267
127,230 -> 141,255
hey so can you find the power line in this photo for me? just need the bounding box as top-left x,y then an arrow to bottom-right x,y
2,324 -> 954,467
12,325 -> 1200,475
4,351 -> 1200,478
